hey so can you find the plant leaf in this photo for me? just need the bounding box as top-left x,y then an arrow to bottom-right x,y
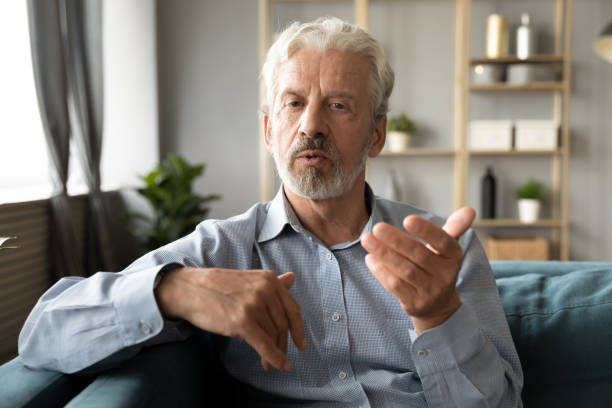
127,153 -> 221,249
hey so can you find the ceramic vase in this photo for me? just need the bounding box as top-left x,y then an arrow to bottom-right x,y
388,131 -> 411,152
518,199 -> 540,223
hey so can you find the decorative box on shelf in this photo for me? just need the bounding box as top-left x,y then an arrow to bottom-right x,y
485,236 -> 550,260
471,64 -> 505,85
506,64 -> 559,84
515,120 -> 559,150
469,120 -> 513,151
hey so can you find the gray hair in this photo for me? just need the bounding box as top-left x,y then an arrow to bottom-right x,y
261,17 -> 395,124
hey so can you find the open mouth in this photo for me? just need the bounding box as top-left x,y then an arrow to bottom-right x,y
296,150 -> 329,161
294,150 -> 330,167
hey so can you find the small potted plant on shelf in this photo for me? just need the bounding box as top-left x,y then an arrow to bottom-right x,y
515,178 -> 544,223
387,113 -> 416,152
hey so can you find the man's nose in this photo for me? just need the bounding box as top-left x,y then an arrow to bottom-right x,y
298,104 -> 328,138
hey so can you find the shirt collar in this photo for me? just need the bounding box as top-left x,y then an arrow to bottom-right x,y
257,188 -> 290,243
257,183 -> 382,244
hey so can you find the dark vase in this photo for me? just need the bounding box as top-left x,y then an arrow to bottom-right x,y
481,167 -> 496,219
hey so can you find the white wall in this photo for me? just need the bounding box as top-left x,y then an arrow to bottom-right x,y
101,0 -> 160,268
156,0 -> 612,260
102,0 -> 159,190
568,0 -> 612,260
157,0 -> 260,219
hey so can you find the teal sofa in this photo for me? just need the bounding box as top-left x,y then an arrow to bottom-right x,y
2,261 -> 612,407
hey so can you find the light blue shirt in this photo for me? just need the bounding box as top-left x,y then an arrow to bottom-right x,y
19,186 -> 523,407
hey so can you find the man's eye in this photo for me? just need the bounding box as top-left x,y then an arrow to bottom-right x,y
331,102 -> 346,110
288,101 -> 301,108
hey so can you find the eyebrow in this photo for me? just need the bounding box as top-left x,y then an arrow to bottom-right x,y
279,89 -> 303,99
279,89 -> 357,100
326,91 -> 357,100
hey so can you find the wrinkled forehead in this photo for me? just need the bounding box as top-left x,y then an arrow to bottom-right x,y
274,48 -> 372,99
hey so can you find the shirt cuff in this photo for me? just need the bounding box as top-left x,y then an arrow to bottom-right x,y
409,303 -> 484,377
112,263 -> 184,347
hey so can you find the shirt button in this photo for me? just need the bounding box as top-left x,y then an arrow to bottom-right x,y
417,349 -> 431,358
326,252 -> 333,260
139,321 -> 152,335
331,312 -> 340,322
338,371 -> 347,379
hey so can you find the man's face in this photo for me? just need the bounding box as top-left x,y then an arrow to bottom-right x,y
265,48 -> 385,200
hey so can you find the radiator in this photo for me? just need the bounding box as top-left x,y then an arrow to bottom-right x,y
0,195 -> 86,364
0,199 -> 50,363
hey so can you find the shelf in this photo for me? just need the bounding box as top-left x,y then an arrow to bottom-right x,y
470,55 -> 564,65
270,0 -> 353,2
469,149 -> 562,156
378,148 -> 455,157
470,82 -> 564,92
457,0 -> 573,260
473,218 -> 563,228
260,0 -> 573,261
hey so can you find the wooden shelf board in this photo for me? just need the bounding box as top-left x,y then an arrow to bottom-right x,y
473,218 -> 563,228
470,82 -> 564,92
469,149 -> 562,156
378,149 -> 455,157
470,55 -> 564,64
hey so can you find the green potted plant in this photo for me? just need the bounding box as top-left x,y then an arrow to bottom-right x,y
515,178 -> 544,223
124,153 -> 221,251
387,113 -> 416,152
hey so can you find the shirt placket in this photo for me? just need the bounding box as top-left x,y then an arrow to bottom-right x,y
317,245 -> 357,390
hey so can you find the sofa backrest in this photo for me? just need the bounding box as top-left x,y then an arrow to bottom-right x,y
492,261 -> 612,408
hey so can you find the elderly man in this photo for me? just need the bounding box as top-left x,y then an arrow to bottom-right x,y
20,17 -> 523,407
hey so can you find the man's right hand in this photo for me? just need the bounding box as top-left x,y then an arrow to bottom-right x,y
154,267 -> 306,372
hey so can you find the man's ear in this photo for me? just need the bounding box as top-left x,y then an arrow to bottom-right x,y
263,115 -> 273,153
368,116 -> 387,158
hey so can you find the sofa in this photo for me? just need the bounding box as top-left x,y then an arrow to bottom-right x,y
2,261 -> 612,407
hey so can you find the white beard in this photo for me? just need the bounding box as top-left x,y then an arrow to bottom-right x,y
271,132 -> 371,200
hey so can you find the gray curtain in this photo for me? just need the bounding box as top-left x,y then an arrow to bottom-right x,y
27,0 -> 81,280
27,0 -> 114,278
61,0 -> 114,274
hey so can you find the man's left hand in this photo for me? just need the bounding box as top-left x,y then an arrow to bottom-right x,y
361,207 -> 476,333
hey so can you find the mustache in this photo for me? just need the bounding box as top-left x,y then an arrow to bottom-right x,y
287,135 -> 338,161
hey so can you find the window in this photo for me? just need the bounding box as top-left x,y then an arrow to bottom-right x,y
0,0 -> 159,204
0,1 -> 52,203
0,1 -> 89,204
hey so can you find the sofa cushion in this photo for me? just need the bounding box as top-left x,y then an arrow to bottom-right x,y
0,357 -> 93,408
493,261 -> 612,407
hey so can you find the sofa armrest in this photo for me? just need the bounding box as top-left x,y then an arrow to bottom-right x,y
0,357 -> 93,408
64,331 -> 227,408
